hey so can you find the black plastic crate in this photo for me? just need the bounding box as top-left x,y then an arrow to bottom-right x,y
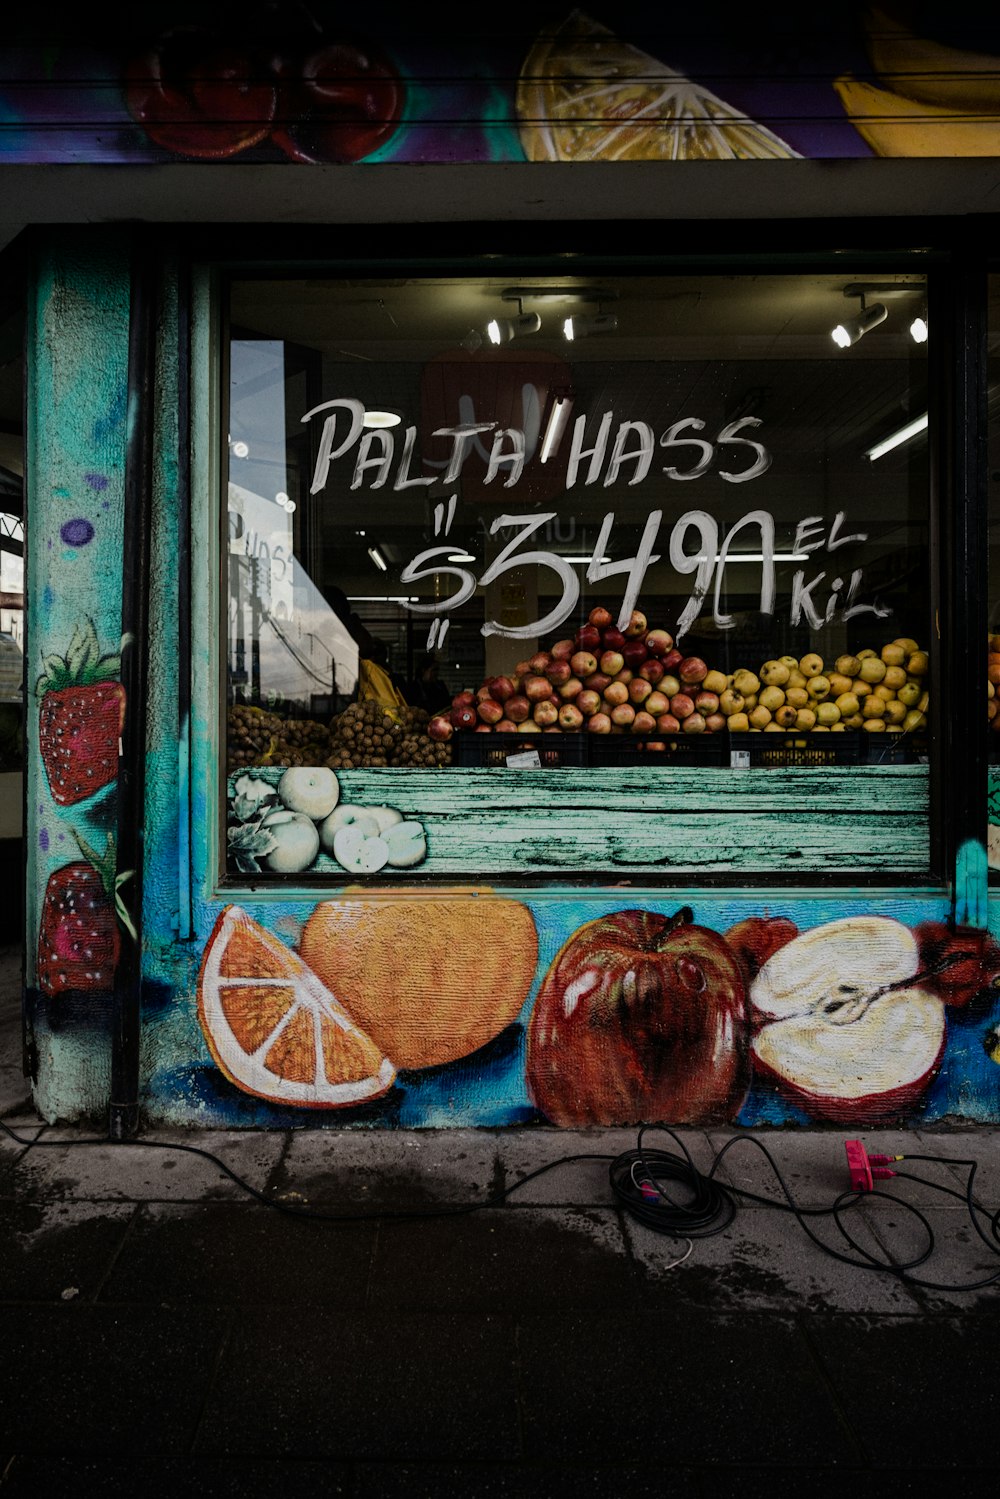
453,731 -> 588,768
859,732 -> 928,765
728,731 -> 860,767
588,732 -> 726,768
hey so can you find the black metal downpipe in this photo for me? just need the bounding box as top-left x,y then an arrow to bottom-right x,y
109,238 -> 156,1141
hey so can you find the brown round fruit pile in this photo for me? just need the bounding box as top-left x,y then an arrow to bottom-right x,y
227,705 -> 333,768
326,701 -> 451,769
988,636 -> 1000,732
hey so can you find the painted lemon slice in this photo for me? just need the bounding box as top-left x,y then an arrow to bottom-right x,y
197,905 -> 396,1107
516,11 -> 799,162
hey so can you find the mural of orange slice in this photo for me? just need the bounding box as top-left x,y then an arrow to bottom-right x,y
197,905 -> 396,1108
516,11 -> 799,162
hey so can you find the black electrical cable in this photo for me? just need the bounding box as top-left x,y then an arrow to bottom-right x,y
2,1116 -> 999,1291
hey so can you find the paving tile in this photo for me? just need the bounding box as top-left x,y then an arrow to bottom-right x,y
897,1128 -> 1000,1203
706,1128 -> 886,1208
0,1116 -> 47,1196
354,1462 -> 698,1498
276,1128 -> 499,1207
195,1308 -> 519,1461
370,1207 -> 635,1312
3,1128 -> 285,1202
0,1304 -> 229,1456
495,1127 -> 711,1206
693,1469 -> 998,1497
853,1195 -> 1000,1309
101,1201 -> 376,1307
0,1062 -> 33,1116
625,1205 -> 923,1313
517,1310 -> 860,1466
0,1456 -> 352,1497
0,1199 -> 135,1301
807,1315 -> 1000,1468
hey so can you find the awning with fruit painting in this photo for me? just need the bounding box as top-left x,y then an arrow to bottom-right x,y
4,6 -> 1000,164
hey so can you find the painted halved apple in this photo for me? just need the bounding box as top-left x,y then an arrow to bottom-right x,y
749,916 -> 946,1123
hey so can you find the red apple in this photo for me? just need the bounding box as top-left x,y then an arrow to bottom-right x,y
611,703 -> 635,727
477,698 -> 504,724
515,660 -> 533,680
671,693 -> 695,720
624,610 -> 647,638
526,907 -> 750,1126
660,674 -> 681,699
602,681 -> 628,708
576,624 -> 602,651
571,651 -> 598,678
450,705 -> 477,731
428,714 -> 453,742
682,712 -> 707,734
615,668 -> 634,686
705,713 -> 726,733
558,703 -> 584,731
656,713 -> 681,734
551,639 -> 576,661
629,678 -> 652,705
491,676 -> 514,703
506,695 -> 530,723
476,683 -> 495,702
632,710 -> 656,734
584,672 -> 612,695
913,921 -> 1000,1008
663,648 -> 683,672
724,916 -> 799,986
525,675 -> 552,702
589,606 -> 613,628
679,656 -> 708,685
622,640 -> 649,671
645,629 -> 674,657
546,660 -> 573,686
452,690 -> 475,711
529,652 -> 552,676
495,719 -> 518,733
558,676 -> 584,700
475,723 -> 493,733
639,659 -> 665,684
600,650 -> 625,677
534,700 -> 559,726
587,713 -> 612,734
573,689 -> 600,717
602,626 -> 627,652
644,691 -> 669,717
695,690 -> 719,714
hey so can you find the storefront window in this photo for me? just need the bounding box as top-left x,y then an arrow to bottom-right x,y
223,269 -> 931,879
987,273 -> 1000,874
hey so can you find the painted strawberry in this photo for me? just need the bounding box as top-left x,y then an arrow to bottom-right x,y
36,618 -> 124,807
36,832 -> 124,997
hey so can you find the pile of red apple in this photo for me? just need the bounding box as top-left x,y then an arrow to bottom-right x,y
428,606 -> 728,743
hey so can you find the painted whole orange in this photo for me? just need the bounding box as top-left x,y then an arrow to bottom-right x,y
300,888 -> 539,1070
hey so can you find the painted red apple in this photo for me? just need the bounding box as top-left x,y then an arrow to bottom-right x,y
750,916 -> 947,1123
527,908 -> 750,1126
913,921 -> 1000,1008
724,916 -> 799,986
271,41 -> 405,164
124,31 -> 277,159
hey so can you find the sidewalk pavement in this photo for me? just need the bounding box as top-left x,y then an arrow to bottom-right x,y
2,945 -> 999,1496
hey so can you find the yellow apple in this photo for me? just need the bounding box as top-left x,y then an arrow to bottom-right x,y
786,686 -> 810,709
761,660 -> 790,686
795,708 -> 817,730
728,712 -> 750,731
807,675 -> 831,700
733,669 -> 760,696
749,704 -> 772,728
835,692 -> 860,717
816,701 -> 841,725
835,655 -> 861,678
881,643 -> 906,667
908,651 -> 929,677
859,658 -> 887,684
862,695 -> 886,718
799,653 -> 824,677
863,718 -> 886,732
759,685 -> 787,712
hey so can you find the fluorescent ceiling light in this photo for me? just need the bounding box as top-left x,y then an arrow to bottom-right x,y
363,410 -> 402,428
865,412 -> 928,462
367,546 -> 387,572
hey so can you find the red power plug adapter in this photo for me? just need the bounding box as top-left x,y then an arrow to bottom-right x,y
845,1140 -> 903,1192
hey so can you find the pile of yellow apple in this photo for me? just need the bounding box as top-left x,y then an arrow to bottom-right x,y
722,638 -> 929,735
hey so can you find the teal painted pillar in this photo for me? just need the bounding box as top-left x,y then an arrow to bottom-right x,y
25,233 -> 131,1121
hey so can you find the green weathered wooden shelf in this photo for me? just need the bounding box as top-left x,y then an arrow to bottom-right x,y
318,764 -> 930,875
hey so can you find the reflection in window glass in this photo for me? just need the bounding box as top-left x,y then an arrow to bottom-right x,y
224,271 -> 931,872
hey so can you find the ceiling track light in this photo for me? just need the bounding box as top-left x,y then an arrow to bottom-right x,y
831,296 -> 888,349
563,313 -> 618,341
486,311 -> 542,345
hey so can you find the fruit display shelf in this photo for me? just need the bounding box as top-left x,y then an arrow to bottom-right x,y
587,733 -> 726,767
453,731 -> 588,769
